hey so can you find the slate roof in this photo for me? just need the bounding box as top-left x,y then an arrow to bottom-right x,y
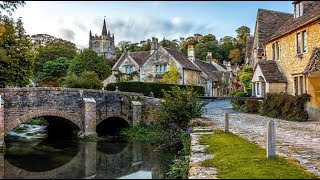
112,51 -> 150,70
164,47 -> 201,71
245,36 -> 254,60
193,59 -> 222,81
268,2 -> 320,42
256,8 -> 293,47
256,60 -> 287,83
304,48 -> 320,75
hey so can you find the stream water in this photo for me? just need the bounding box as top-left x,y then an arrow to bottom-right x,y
3,124 -> 176,179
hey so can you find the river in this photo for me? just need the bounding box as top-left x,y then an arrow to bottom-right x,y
2,124 -> 176,179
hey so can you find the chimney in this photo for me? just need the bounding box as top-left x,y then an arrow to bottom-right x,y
206,52 -> 212,63
150,37 -> 158,55
226,61 -> 232,71
188,45 -> 195,62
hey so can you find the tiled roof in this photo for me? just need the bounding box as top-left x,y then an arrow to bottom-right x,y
304,48 -> 320,75
268,2 -> 320,42
194,59 -> 222,81
257,60 -> 287,83
164,47 -> 201,71
256,8 -> 293,47
128,51 -> 150,66
245,36 -> 254,60
112,51 -> 150,70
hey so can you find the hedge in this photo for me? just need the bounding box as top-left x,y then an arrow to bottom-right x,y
105,82 -> 204,98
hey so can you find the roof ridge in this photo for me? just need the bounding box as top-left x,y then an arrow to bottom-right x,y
129,51 -> 150,54
258,8 -> 293,15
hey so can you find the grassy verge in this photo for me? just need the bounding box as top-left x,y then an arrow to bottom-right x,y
200,130 -> 318,179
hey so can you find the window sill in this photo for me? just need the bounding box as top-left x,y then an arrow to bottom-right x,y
296,52 -> 307,58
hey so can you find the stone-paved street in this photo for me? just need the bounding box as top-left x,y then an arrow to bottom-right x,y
203,100 -> 320,177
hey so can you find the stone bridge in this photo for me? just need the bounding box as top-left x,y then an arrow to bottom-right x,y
0,87 -> 150,146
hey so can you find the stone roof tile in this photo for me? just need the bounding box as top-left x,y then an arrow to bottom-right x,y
257,60 -> 287,83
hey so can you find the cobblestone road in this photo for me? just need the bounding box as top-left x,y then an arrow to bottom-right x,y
203,100 -> 320,176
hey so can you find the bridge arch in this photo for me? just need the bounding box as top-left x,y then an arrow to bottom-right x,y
96,116 -> 131,136
5,111 -> 82,134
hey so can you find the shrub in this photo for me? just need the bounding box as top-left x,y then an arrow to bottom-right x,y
62,71 -> 103,89
260,93 -> 311,121
241,99 -> 262,113
105,81 -> 204,98
231,90 -> 250,110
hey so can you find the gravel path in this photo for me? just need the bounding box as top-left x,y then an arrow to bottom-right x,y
203,100 -> 320,176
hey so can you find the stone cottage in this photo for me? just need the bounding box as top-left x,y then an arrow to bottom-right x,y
250,1 -> 320,120
105,37 -> 236,97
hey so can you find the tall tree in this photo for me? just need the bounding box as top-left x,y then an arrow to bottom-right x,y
0,17 -> 34,87
0,1 -> 25,16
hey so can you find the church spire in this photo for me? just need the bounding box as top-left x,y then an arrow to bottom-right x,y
102,17 -> 108,36
89,30 -> 92,39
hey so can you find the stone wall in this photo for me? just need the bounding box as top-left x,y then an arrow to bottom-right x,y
268,83 -> 286,94
183,69 -> 199,85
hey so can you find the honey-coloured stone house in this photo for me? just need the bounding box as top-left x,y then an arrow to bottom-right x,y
248,1 -> 320,120
104,37 -> 236,97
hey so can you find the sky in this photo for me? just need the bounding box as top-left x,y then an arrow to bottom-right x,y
12,1 -> 293,49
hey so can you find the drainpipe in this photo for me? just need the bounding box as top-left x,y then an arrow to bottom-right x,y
182,68 -> 185,85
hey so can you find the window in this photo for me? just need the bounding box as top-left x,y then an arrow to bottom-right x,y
296,31 -> 307,54
256,82 -> 260,96
155,64 -> 168,73
125,66 -> 134,73
294,77 -> 299,96
272,42 -> 280,60
297,32 -> 301,54
294,2 -> 303,18
302,31 -> 307,52
299,76 -> 304,94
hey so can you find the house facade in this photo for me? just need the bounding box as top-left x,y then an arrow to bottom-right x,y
250,1 -> 320,120
105,37 -> 236,97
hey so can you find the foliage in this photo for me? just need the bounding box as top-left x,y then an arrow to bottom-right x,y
200,130 -> 317,179
259,93 -> 311,121
13,125 -> 28,133
62,71 -> 103,89
68,49 -> 111,80
230,89 -> 251,110
23,117 -> 48,126
105,81 -> 204,98
33,36 -> 77,78
0,1 -> 25,16
160,63 -> 181,84
159,86 -> 203,130
0,17 -> 34,88
240,99 -> 262,113
237,65 -> 253,93
120,125 -> 163,144
229,48 -> 241,65
38,57 -> 71,86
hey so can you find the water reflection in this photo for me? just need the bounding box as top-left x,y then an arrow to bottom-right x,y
3,128 -> 175,179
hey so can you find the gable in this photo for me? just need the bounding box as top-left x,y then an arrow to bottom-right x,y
252,60 -> 287,83
304,48 -> 320,75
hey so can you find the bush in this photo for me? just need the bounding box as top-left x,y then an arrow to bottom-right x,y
231,90 -> 251,110
260,93 -> 311,121
62,71 -> 103,89
241,99 -> 262,113
105,81 -> 204,98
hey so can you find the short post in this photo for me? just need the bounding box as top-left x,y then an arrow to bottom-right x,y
0,95 -> 4,147
82,98 -> 97,136
115,86 -> 119,92
131,101 -> 142,126
224,112 -> 229,133
267,120 -> 276,158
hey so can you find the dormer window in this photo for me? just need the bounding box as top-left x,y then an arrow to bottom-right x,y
294,1 -> 303,18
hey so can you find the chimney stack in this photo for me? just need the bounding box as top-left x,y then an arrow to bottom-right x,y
150,37 -> 158,55
188,45 -> 195,62
206,52 -> 212,63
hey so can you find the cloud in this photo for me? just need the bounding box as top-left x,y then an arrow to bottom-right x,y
59,28 -> 75,41
73,21 -> 88,32
90,16 -> 217,45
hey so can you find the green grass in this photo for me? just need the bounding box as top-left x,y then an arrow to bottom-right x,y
199,130 -> 318,179
192,129 -> 213,133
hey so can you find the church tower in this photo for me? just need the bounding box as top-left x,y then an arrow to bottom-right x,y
89,18 -> 115,60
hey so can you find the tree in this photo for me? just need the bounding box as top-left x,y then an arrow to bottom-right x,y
0,17 -> 34,87
229,48 -> 242,65
219,36 -> 236,61
38,57 -> 70,87
62,71 -> 103,89
160,63 -> 181,84
33,37 -> 77,77
237,65 -> 253,93
68,49 -> 111,80
236,26 -> 251,47
0,1 -> 25,16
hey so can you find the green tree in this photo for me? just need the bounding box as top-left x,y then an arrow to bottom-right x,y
33,37 -> 77,77
236,26 -> 251,47
159,86 -> 203,130
160,63 -> 181,84
68,49 -> 111,80
237,65 -> 253,93
38,57 -> 70,86
0,17 -> 33,87
229,48 -> 242,65
62,71 -> 103,89
219,36 -> 236,61
0,1 -> 25,16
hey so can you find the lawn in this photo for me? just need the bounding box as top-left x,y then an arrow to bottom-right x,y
199,130 -> 318,179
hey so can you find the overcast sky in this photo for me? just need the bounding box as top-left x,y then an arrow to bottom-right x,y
12,1 -> 293,49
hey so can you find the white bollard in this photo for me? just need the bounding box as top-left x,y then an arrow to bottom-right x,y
267,120 -> 276,158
